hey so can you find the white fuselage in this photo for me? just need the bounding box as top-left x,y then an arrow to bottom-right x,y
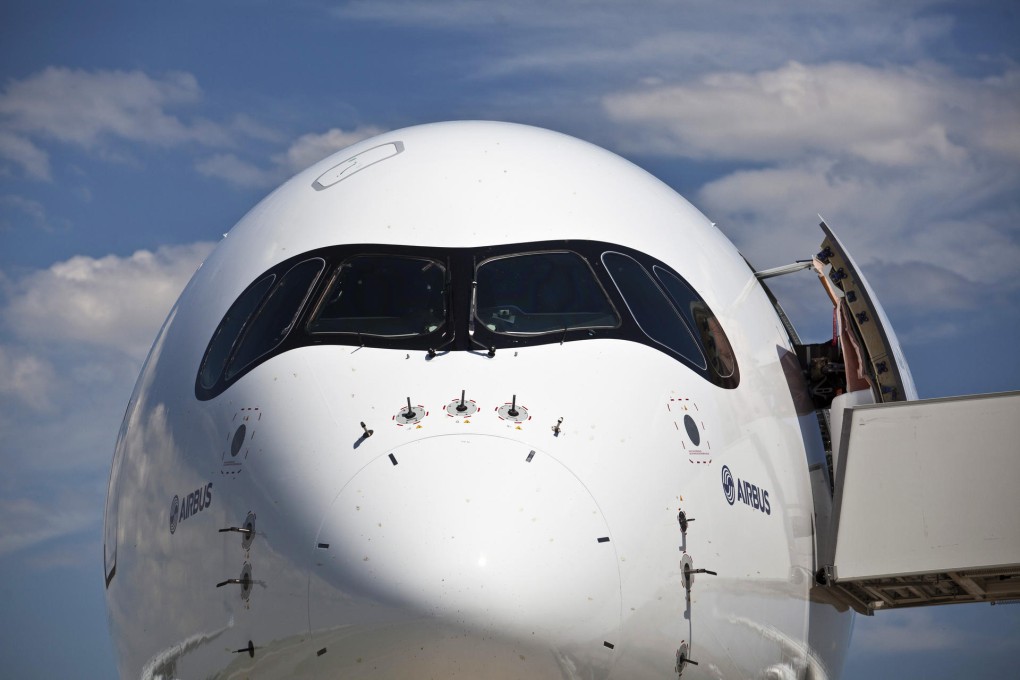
104,122 -> 853,679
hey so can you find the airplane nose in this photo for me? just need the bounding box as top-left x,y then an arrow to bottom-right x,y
309,434 -> 622,671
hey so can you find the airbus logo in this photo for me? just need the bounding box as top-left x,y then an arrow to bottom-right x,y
169,495 -> 180,534
169,483 -> 213,534
721,466 -> 736,505
721,465 -> 771,516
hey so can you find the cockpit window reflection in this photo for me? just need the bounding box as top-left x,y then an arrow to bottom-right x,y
199,273 -> 275,389
309,255 -> 446,337
475,251 -> 619,335
226,258 -> 326,380
653,265 -> 737,379
602,252 -> 706,369
196,240 -> 739,400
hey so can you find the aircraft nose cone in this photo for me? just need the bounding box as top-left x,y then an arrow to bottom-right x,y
310,435 -> 622,660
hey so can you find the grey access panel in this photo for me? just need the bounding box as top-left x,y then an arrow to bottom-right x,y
823,391 -> 1020,613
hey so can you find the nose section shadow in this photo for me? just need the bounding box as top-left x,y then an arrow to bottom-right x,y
309,435 -> 623,650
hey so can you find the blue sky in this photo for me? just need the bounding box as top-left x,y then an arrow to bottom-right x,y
1,1 -> 1018,677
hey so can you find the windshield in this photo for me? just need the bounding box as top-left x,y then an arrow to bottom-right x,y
653,265 -> 736,379
309,255 -> 446,337
197,240 -> 739,400
226,258 -> 325,379
602,251 -> 706,368
199,273 -> 275,389
475,251 -> 619,334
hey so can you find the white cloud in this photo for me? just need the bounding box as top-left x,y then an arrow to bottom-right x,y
0,194 -> 66,232
0,68 -> 387,188
0,67 -> 227,148
0,130 -> 50,179
335,0 -> 955,81
0,241 -> 218,538
25,538 -> 103,570
195,153 -> 277,189
0,195 -> 45,224
2,242 -> 214,360
603,61 -> 1020,165
228,113 -> 285,144
197,125 -> 384,188
0,344 -> 56,411
696,157 -> 1020,286
0,68 -> 285,181
277,126 -> 386,173
0,495 -> 97,557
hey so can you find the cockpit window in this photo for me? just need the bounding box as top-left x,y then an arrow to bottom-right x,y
199,273 -> 276,389
653,265 -> 737,379
196,240 -> 739,400
474,251 -> 619,335
226,258 -> 326,380
601,252 -> 706,368
308,255 -> 446,337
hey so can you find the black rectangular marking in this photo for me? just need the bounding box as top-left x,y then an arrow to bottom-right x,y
316,647 -> 327,657
603,641 -> 615,649
526,450 -> 535,462
388,453 -> 398,465
317,543 -> 330,549
597,537 -> 610,543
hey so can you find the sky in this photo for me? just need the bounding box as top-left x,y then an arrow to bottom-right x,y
0,1 -> 1018,678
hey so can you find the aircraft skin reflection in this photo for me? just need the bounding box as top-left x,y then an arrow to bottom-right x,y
104,121 -> 856,679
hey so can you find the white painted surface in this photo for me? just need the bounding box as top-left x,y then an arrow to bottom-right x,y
104,122 -> 855,679
830,389 -> 876,476
832,391 -> 1020,580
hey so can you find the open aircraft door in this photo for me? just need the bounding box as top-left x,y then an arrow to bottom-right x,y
760,222 -> 1020,615
760,220 -> 920,471
809,222 -> 1020,613
814,220 -> 917,405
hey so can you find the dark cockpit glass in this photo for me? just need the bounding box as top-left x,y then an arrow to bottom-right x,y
197,240 -> 739,400
653,265 -> 737,379
601,252 -> 706,368
474,251 -> 619,334
226,258 -> 326,380
308,255 -> 446,337
199,273 -> 276,389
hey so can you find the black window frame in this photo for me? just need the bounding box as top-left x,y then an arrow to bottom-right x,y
195,240 -> 739,400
